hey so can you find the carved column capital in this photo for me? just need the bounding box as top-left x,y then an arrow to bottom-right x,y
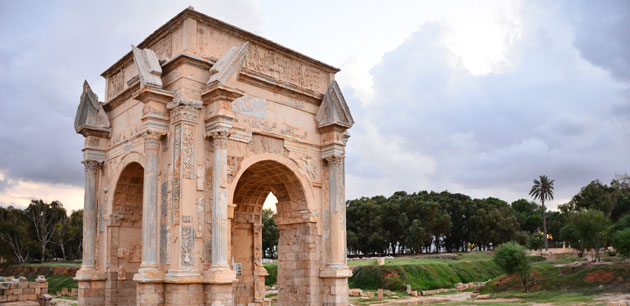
208,130 -> 230,150
324,154 -> 345,168
82,160 -> 103,173
142,129 -> 165,150
167,97 -> 203,123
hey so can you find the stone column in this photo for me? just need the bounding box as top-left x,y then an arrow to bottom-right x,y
206,129 -> 236,283
81,160 -> 101,270
136,130 -> 162,279
319,142 -> 352,306
324,154 -> 345,269
202,84 -> 242,306
76,158 -> 106,306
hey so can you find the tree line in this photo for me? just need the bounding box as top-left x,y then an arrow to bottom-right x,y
340,174 -> 630,258
2,175 -> 628,263
0,200 -> 82,264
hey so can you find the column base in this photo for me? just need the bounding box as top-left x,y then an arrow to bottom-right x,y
319,265 -> 353,278
202,266 -> 237,284
133,267 -> 165,283
164,269 -> 203,283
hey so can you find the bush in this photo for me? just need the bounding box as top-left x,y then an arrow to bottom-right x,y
527,232 -> 545,252
494,242 -> 530,293
612,229 -> 630,261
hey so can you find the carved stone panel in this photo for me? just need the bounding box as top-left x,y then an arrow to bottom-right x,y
181,226 -> 194,266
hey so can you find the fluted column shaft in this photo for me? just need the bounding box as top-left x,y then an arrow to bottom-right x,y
81,160 -> 101,269
326,154 -> 345,268
140,132 -> 160,269
210,130 -> 230,268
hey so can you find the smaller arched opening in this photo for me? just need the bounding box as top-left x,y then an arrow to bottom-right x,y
107,162 -> 143,306
231,160 -> 319,306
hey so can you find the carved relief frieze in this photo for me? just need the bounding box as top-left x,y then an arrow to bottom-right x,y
247,134 -> 287,156
150,34 -> 172,61
107,70 -> 124,101
243,44 -> 328,93
298,155 -> 318,181
227,155 -> 243,184
273,209 -> 319,226
117,245 -> 141,263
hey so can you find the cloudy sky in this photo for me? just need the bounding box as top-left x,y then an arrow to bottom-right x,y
0,0 -> 628,212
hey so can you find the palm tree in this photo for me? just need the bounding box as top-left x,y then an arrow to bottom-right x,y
529,175 -> 555,252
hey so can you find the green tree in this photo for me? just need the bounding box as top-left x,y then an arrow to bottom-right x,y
561,210 -> 610,261
527,232 -> 545,255
529,175 -> 555,251
66,210 -> 83,260
261,209 -> 278,259
25,200 -> 67,262
611,229 -> 630,264
494,242 -> 530,293
0,206 -> 35,263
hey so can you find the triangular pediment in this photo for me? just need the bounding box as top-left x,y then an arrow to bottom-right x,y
74,80 -> 110,135
207,41 -> 249,86
131,44 -> 163,88
316,80 -> 354,129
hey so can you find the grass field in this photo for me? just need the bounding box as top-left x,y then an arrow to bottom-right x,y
348,252 -> 503,291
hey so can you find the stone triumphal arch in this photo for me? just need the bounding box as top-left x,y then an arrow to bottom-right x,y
73,7 -> 354,306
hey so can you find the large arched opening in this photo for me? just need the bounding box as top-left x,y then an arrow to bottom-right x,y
107,162 -> 143,305
231,159 -> 319,306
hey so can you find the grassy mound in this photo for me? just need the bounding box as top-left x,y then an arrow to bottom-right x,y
482,257 -> 630,294
348,253 -> 502,291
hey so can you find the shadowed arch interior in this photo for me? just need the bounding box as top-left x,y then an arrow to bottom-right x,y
231,160 -> 314,306
108,162 -> 144,306
233,160 -> 307,215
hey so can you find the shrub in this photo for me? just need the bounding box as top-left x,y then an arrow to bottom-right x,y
612,229 -> 630,262
494,242 -> 530,293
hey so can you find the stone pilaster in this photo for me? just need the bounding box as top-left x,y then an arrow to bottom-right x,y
164,97 -> 204,283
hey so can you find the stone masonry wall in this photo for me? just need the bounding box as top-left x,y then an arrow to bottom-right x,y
0,276 -> 48,303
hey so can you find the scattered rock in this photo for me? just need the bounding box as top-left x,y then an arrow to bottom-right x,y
348,289 -> 363,296
477,294 -> 491,299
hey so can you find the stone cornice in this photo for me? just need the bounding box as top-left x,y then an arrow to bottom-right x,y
132,86 -> 175,104
101,8 -> 338,79
201,83 -> 244,104
77,126 -> 111,138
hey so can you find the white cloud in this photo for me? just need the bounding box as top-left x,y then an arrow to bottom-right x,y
344,0 -> 630,209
